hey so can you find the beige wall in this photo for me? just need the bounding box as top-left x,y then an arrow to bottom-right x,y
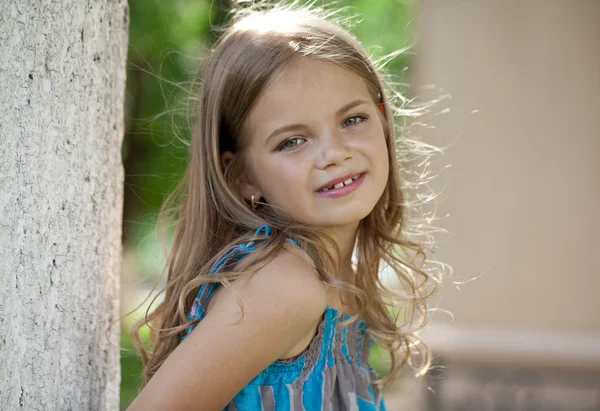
411,0 -> 600,367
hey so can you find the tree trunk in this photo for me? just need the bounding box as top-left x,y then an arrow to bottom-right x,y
0,1 -> 128,410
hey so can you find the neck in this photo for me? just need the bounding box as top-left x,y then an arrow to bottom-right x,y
325,222 -> 359,284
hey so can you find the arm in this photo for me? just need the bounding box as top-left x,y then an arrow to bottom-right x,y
126,248 -> 327,411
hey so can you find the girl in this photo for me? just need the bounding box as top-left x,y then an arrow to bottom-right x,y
128,2 -> 442,410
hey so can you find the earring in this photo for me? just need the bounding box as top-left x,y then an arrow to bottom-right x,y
379,104 -> 385,114
251,194 -> 257,210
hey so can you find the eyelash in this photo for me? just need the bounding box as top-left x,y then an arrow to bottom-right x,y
277,114 -> 369,152
343,114 -> 369,128
278,137 -> 306,151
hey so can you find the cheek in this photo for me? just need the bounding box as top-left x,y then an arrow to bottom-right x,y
362,127 -> 389,169
379,138 -> 390,177
363,131 -> 390,191
259,162 -> 309,204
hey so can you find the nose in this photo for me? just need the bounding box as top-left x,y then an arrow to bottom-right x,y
315,131 -> 352,169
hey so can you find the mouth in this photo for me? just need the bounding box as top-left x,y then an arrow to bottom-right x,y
317,173 -> 364,192
315,172 -> 366,198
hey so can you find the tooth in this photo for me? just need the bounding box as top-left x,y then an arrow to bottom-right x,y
343,178 -> 353,185
333,183 -> 344,189
322,187 -> 329,192
352,174 -> 360,180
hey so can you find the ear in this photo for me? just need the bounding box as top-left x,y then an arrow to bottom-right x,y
220,151 -> 262,201
220,151 -> 234,171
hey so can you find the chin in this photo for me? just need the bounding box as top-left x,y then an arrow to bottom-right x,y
313,206 -> 374,228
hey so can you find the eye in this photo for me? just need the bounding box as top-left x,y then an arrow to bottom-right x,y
278,137 -> 306,151
343,115 -> 368,128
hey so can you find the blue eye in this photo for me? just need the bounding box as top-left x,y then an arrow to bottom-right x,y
278,137 -> 306,151
343,115 -> 368,127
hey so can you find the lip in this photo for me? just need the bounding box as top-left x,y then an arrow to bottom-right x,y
315,172 -> 366,199
316,172 -> 366,192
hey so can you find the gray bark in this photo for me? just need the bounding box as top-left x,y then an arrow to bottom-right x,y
0,1 -> 128,410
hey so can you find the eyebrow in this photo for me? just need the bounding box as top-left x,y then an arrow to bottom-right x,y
264,99 -> 370,145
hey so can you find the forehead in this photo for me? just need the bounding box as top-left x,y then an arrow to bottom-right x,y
245,57 -> 373,139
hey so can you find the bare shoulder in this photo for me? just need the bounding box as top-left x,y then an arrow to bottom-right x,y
126,247 -> 326,411
207,245 -> 327,320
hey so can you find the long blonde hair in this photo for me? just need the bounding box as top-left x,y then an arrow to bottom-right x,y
130,2 -> 444,389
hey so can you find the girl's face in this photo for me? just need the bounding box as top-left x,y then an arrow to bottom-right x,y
241,57 -> 389,228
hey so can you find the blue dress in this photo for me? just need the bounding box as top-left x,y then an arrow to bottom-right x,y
183,226 -> 387,411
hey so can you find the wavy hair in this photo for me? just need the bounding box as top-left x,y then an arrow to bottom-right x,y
130,1 -> 446,389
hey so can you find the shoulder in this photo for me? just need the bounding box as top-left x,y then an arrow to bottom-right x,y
208,246 -> 327,322
127,248 -> 327,410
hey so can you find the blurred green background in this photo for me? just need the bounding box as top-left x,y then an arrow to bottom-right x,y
120,0 -> 416,409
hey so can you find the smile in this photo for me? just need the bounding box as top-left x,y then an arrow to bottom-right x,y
316,173 -> 365,198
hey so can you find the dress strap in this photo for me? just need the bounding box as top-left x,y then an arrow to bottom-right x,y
182,225 -> 298,340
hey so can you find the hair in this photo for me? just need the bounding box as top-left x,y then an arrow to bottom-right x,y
130,1 -> 445,390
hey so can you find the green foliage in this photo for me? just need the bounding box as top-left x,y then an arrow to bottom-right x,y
120,303 -> 151,409
123,0 -> 223,228
347,0 -> 416,88
369,344 -> 392,379
120,333 -> 143,410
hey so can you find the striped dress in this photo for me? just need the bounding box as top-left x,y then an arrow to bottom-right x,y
183,226 -> 387,411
